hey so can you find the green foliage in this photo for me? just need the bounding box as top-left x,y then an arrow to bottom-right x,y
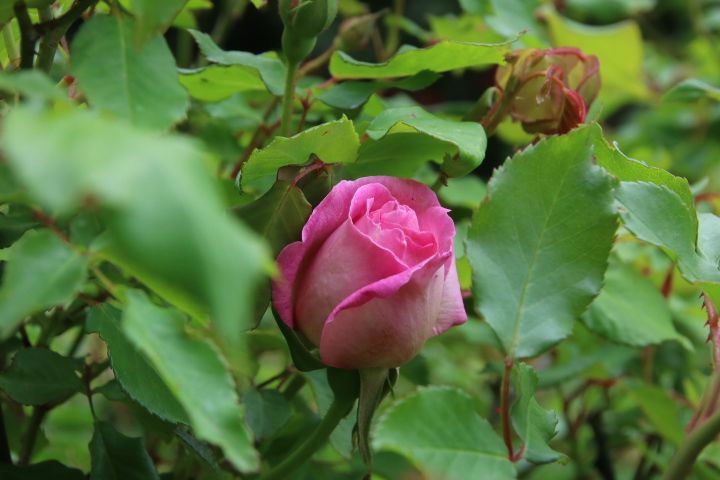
0,230 -> 88,339
88,421 -> 160,480
71,15 -> 189,131
0,348 -> 82,405
467,127 -> 617,358
373,387 -> 515,480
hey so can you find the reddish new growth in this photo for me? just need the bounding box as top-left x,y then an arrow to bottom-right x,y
702,292 -> 720,369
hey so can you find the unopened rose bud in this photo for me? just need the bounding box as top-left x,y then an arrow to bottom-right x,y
493,47 -> 600,135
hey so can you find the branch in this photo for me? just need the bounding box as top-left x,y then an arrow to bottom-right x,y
35,0 -> 98,72
13,1 -> 37,70
662,408 -> 720,480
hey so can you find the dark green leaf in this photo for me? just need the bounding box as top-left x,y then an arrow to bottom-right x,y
329,41 -> 509,79
89,421 -> 160,480
240,117 -> 359,195
439,176 -> 487,210
122,291 -> 259,472
627,384 -> 684,445
373,386 -> 515,480
244,388 -> 292,441
510,363 -> 563,464
0,348 -> 82,405
0,230 -> 88,340
582,259 -> 689,347
86,304 -> 189,424
467,126 -> 617,358
133,0 -> 189,44
189,29 -> 286,95
0,460 -> 85,480
71,15 -> 189,130
235,179 -> 312,256
317,71 -> 440,110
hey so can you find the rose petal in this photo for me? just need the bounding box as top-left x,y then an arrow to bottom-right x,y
319,259 -> 447,368
295,218 -> 407,344
434,258 -> 468,335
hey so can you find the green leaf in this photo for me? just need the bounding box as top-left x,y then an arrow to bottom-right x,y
71,15 -> 189,130
582,259 -> 688,347
374,386 -> 515,480
244,388 -> 292,441
362,106 -> 486,177
122,291 -> 259,473
240,117 -> 359,195
234,179 -> 312,256
0,348 -> 83,405
0,460 -> 85,480
591,126 -> 694,209
510,363 -> 563,464
86,304 -> 189,424
0,70 -> 66,101
428,14 -> 505,43
486,0 -> 547,47
616,182 -> 720,283
663,78 -> 720,103
438,176 -> 487,210
542,6 -> 649,106
180,65 -> 269,101
317,71 -> 440,111
189,29 -> 286,95
329,40 -> 510,79
133,0 -> 189,44
0,107 -> 270,365
466,126 -> 617,358
89,421 -> 160,480
0,230 -> 88,340
627,384 -> 684,445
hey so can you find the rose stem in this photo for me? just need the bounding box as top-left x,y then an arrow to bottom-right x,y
661,404 -> 720,479
280,60 -> 299,136
260,394 -> 354,480
500,357 -> 515,460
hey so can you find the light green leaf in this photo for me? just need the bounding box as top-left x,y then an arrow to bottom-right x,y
439,176 -> 487,210
627,384 -> 684,445
180,65 -> 268,101
0,348 -> 82,405
374,386 -> 515,480
663,78 -> 720,103
486,0 -> 547,47
86,305 -> 189,424
133,0 -> 189,44
122,291 -> 259,472
89,421 -> 160,480
0,70 -> 66,101
71,15 -> 189,130
240,117 -> 359,195
543,6 -> 649,106
317,71 -> 440,111
466,126 -> 617,358
428,14 -> 505,43
582,259 -> 688,347
0,230 -> 88,340
189,29 -> 286,95
616,182 -> 720,283
363,106 -> 486,177
0,0 -> 53,26
510,363 -> 563,464
329,40 -> 510,79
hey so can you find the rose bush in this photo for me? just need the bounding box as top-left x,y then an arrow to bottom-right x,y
272,176 -> 466,369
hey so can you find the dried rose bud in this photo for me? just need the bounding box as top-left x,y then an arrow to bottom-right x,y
494,47 -> 600,135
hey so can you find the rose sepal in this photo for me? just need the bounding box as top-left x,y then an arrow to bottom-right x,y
272,307 -> 325,371
355,367 -> 398,468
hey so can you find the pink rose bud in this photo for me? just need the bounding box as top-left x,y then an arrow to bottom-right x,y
272,176 -> 467,369
495,47 -> 600,135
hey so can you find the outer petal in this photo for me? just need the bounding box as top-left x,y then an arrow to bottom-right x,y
295,218 -> 406,344
319,260 -> 447,368
433,258 -> 467,335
